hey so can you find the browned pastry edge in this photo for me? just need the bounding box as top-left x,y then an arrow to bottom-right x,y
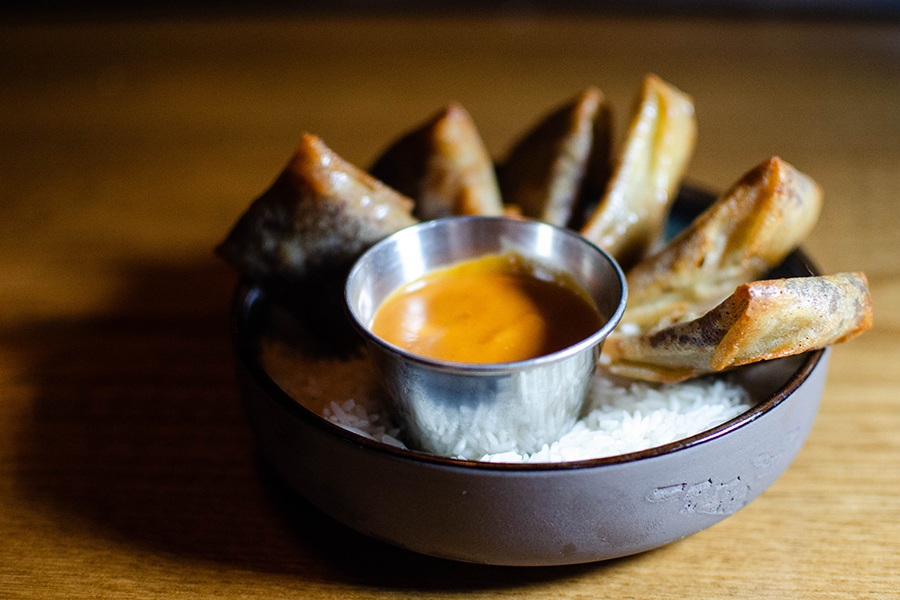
603,272 -> 874,382
217,133 -> 417,285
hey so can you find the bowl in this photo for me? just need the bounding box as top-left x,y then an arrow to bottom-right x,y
344,216 -> 627,458
229,193 -> 828,566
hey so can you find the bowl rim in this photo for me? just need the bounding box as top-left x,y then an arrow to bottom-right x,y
232,251 -> 824,473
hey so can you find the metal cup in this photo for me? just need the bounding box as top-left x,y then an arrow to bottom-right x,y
345,216 -> 627,459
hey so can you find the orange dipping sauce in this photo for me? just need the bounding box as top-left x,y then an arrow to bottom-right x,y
370,253 -> 604,363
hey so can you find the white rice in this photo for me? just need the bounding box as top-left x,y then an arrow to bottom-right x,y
262,337 -> 752,463
321,371 -> 751,463
321,397 -> 406,450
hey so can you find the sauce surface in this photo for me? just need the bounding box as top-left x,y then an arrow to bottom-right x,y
370,253 -> 603,363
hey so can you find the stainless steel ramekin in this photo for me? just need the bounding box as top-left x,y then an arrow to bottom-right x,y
344,216 -> 627,458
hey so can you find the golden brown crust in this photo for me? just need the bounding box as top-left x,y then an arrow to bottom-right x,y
216,83 -> 874,385
602,272 -> 874,382
621,156 -> 823,331
711,272 -> 873,368
369,102 -> 504,220
216,133 -> 417,284
579,74 -> 697,269
498,86 -> 612,227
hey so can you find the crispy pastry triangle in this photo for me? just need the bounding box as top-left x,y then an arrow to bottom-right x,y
216,133 -> 417,283
602,273 -> 874,383
580,74 -> 697,269
498,86 -> 612,227
369,102 -> 504,220
622,156 -> 823,331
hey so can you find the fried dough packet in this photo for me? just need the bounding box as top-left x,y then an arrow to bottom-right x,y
217,133 -> 417,284
498,86 -> 612,227
369,102 -> 504,220
622,156 -> 823,331
580,74 -> 697,269
602,273 -> 874,383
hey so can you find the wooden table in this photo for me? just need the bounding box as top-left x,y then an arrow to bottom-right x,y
1,11 -> 897,599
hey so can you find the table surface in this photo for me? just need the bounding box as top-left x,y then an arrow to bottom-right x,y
1,11 -> 897,599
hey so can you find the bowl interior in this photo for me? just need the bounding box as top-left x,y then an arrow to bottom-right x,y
235,189 -> 824,470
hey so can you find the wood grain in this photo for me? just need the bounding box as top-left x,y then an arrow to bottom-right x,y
1,13 -> 897,599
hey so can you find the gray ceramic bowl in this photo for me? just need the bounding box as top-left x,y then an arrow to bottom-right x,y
230,194 -> 828,567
